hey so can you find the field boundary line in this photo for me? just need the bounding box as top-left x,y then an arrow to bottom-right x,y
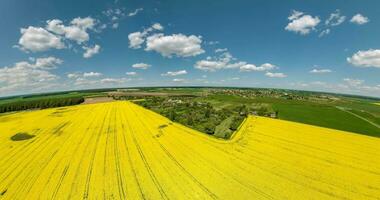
336,106 -> 380,129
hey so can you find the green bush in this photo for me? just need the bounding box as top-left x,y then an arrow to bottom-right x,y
229,116 -> 244,131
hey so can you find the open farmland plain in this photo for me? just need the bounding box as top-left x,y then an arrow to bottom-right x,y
0,101 -> 379,199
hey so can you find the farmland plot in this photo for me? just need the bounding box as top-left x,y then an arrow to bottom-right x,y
0,101 -> 379,199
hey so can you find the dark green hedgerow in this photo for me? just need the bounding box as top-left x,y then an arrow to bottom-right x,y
0,97 -> 84,113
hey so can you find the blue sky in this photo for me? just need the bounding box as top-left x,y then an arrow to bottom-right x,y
1,0 -> 380,97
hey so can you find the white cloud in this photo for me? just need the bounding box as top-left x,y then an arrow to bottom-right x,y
325,10 -> 346,26
132,63 -> 151,69
161,70 -> 187,76
67,71 -> 102,79
83,72 -> 102,77
172,78 -> 185,82
207,41 -> 219,45
71,17 -> 96,30
145,33 -> 204,57
343,78 -> 364,87
350,14 -> 369,25
288,10 -> 304,20
309,68 -> 332,73
46,17 -> 96,44
128,8 -> 143,17
318,29 -> 330,37
126,71 -> 137,76
347,49 -> 380,68
265,72 -> 287,78
0,57 -> 62,95
18,26 -> 65,52
45,19 -> 66,35
83,44 -> 101,58
215,48 -> 227,53
194,52 -> 244,71
33,57 -> 63,69
67,73 -> 81,79
285,10 -> 320,35
100,78 -> 129,84
195,50 -> 275,73
128,32 -> 146,49
128,23 -> 164,49
152,23 -> 164,31
240,63 -> 276,72
73,77 -> 98,86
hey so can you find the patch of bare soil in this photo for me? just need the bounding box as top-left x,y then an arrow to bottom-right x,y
82,97 -> 114,104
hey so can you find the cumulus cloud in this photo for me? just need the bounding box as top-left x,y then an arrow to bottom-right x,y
128,32 -> 146,49
71,17 -> 96,30
126,72 -> 137,76
285,10 -> 320,35
161,70 -> 187,76
194,52 -> 242,71
265,72 -> 287,78
0,57 -> 63,95
67,71 -> 102,79
67,73 -> 81,79
100,78 -> 129,84
46,17 -> 96,44
152,23 -> 164,31
325,10 -> 346,26
132,63 -> 151,69
310,68 -> 332,73
350,14 -> 369,25
240,63 -> 276,72
83,71 -> 102,77
83,44 -> 101,58
128,8 -> 143,17
347,49 -> 380,68
145,33 -> 204,57
18,26 -> 65,52
195,50 -> 275,73
33,57 -> 63,69
128,23 -> 164,49
17,16 -> 100,54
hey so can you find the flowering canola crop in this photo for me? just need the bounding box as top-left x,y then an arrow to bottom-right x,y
0,101 -> 379,199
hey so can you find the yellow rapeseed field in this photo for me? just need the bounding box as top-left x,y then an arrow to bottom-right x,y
0,101 -> 379,199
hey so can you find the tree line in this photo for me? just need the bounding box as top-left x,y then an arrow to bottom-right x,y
0,97 -> 84,113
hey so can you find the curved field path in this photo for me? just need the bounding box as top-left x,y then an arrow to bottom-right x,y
0,101 -> 379,199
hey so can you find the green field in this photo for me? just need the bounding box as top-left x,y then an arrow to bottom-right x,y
201,93 -> 380,137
